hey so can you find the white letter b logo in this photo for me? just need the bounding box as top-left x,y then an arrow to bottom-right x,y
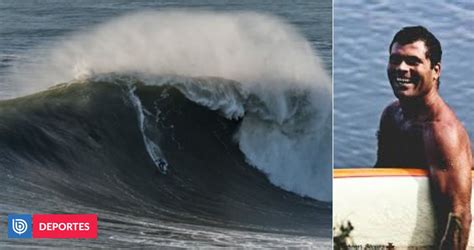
12,219 -> 28,235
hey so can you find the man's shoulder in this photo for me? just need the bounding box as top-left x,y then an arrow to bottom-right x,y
426,118 -> 469,153
429,120 -> 461,139
385,100 -> 400,112
429,103 -> 466,138
425,116 -> 472,170
381,100 -> 400,118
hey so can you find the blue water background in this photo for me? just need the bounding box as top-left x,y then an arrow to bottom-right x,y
334,0 -> 474,167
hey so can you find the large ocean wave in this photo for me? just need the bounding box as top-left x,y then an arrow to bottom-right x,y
7,10 -> 332,201
0,78 -> 331,244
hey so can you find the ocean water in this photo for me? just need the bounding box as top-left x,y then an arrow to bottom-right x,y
334,0 -> 474,167
0,0 -> 332,248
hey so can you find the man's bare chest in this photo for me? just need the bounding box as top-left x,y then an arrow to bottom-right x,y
391,118 -> 428,167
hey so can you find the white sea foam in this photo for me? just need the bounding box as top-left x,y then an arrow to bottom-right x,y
11,10 -> 332,201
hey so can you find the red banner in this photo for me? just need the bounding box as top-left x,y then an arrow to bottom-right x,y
32,214 -> 97,238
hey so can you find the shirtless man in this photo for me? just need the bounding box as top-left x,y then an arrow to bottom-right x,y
375,26 -> 472,249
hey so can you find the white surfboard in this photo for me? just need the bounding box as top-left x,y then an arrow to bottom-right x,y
333,168 -> 474,248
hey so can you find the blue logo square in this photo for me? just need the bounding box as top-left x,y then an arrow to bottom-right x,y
8,214 -> 32,238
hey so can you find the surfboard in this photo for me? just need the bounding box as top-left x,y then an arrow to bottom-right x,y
333,168 -> 474,248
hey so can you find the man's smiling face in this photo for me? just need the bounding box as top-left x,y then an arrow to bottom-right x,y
387,40 -> 440,100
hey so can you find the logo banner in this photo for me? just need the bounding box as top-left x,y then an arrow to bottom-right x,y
32,214 -> 98,239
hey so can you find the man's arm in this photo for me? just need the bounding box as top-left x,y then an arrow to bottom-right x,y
426,122 -> 472,249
